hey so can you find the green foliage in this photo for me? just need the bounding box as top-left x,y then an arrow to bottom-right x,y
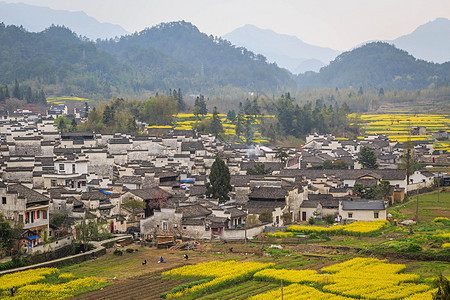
226,110 -> 236,122
353,180 -> 391,199
160,279 -> 212,298
0,258 -> 27,271
206,157 -> 232,203
324,215 -> 335,225
55,116 -> 76,133
266,248 -> 290,258
433,274 -> 450,300
274,95 -> 357,139
246,164 -> 272,175
358,146 -> 379,169
258,210 -> 273,223
141,96 -> 178,126
125,248 -> 134,253
113,249 -> 123,256
298,42 -> 449,90
322,160 -> 348,169
308,216 -> 316,225
0,214 -> 22,253
210,106 -> 223,138
50,212 -> 68,229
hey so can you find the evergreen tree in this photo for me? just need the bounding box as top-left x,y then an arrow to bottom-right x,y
358,146 -> 379,169
0,87 -> 4,102
206,157 -> 232,203
12,79 -> 21,99
176,88 -> 185,111
378,87 -> 385,97
25,86 -> 33,103
210,106 -> 223,138
226,110 -> 236,122
102,105 -> 114,124
39,89 -> 46,104
4,85 -> 9,98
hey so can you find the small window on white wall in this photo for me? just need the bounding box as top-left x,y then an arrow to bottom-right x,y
374,212 -> 379,219
348,213 -> 353,218
162,221 -> 168,230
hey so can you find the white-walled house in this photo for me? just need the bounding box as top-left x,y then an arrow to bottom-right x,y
339,200 -> 386,221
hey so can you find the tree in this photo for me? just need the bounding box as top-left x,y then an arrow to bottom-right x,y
194,95 -> 207,115
50,212 -> 68,229
259,210 -> 273,223
433,273 -> 450,300
281,212 -> 292,225
358,146 -> 378,169
246,163 -> 272,175
398,141 -> 422,184
141,96 -> 177,125
12,79 -> 21,99
0,214 -> 22,252
227,110 -> 236,122
210,106 -> 223,138
206,157 -> 232,203
25,87 -> 33,103
54,116 -> 73,133
322,160 -> 334,169
275,151 -> 288,163
122,198 -> 146,221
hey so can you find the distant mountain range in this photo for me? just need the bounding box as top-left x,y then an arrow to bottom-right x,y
224,19 -> 450,73
297,42 -> 449,90
0,1 -> 129,40
389,18 -> 450,64
223,24 -> 340,74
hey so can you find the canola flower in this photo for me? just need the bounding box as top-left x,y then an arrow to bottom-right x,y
162,261 -> 274,298
287,220 -> 389,236
252,258 -> 428,300
250,284 -> 351,300
0,268 -> 106,299
266,232 -> 294,238
0,267 -> 59,291
254,269 -> 322,284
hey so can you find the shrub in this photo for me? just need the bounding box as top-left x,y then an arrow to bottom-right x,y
308,216 -> 316,225
324,215 -> 335,225
259,210 -> 273,223
113,249 -> 123,256
126,248 -> 134,253
406,243 -> 423,253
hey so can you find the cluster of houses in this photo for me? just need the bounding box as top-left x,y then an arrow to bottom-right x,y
0,106 -> 447,252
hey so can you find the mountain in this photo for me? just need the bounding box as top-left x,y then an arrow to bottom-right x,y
390,18 -> 450,63
223,24 -> 340,73
98,21 -> 296,92
0,1 -> 129,40
0,22 -> 296,98
297,42 -> 449,90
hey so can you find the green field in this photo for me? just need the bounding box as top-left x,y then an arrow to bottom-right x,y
388,191 -> 450,222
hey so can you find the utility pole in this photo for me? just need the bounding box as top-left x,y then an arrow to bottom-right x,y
437,172 -> 440,203
416,189 -> 419,223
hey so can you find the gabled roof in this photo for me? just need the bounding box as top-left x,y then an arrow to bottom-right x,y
248,186 -> 289,200
116,176 -> 142,184
8,183 -> 50,204
127,188 -> 168,201
176,204 -> 211,218
342,200 -> 385,210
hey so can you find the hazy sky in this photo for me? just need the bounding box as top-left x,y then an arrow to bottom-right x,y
3,0 -> 449,50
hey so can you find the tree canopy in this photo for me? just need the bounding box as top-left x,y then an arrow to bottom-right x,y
206,157 -> 232,204
358,146 -> 379,169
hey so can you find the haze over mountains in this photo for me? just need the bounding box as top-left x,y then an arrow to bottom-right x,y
223,24 -> 340,74
0,2 -> 448,97
0,1 -> 129,40
389,18 -> 450,64
224,18 -> 450,74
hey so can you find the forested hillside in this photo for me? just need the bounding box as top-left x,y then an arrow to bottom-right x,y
0,24 -> 133,98
98,21 -> 296,92
0,22 -> 448,99
297,42 -> 449,90
0,21 -> 296,98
